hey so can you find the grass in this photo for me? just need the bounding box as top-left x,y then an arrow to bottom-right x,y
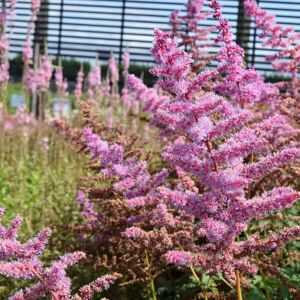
0,118 -> 87,238
0,109 -> 90,297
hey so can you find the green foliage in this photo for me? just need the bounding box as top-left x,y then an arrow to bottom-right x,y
264,74 -> 291,83
0,126 -> 86,238
9,54 -> 24,80
52,58 -> 91,82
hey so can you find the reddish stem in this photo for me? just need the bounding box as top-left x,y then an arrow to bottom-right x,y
31,269 -> 61,300
205,140 -> 218,172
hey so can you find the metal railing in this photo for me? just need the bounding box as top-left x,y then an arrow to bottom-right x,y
7,0 -> 300,73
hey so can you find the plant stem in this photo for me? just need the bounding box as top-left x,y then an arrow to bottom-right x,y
220,276 -> 234,289
144,250 -> 157,300
235,270 -> 243,300
190,265 -> 209,299
190,265 -> 201,285
178,245 -> 209,298
32,269 -> 60,300
204,276 -> 212,300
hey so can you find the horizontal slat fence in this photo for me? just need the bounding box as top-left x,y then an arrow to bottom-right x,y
6,0 -> 300,73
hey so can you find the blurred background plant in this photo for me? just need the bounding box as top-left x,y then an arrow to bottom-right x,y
0,108 -> 88,238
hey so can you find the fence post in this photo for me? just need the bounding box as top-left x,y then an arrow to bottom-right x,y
119,0 -> 126,64
57,0 -> 64,58
236,0 -> 250,66
250,0 -> 260,67
31,42 -> 39,117
0,0 -> 6,34
33,0 -> 49,55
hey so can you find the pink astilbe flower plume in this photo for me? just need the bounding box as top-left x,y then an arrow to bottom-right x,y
0,207 -> 119,299
121,50 -> 133,112
209,0 -> 276,106
74,273 -> 121,300
0,33 -> 9,84
24,55 -> 53,94
125,2 -> 300,280
75,67 -> 84,102
244,0 -> 300,97
108,53 -> 119,85
169,0 -> 217,71
55,113 -> 198,287
82,127 -> 168,200
87,63 -> 101,103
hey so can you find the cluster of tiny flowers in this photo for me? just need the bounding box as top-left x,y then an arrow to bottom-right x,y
75,68 -> 84,101
126,0 -> 300,277
9,0 -> 17,20
0,207 -> 120,299
31,0 -> 41,21
22,38 -> 33,66
108,53 -> 119,86
0,34 -> 9,83
21,0 -> 54,95
25,55 -> 53,94
87,64 -> 101,103
209,0 -> 276,106
244,0 -> 299,49
121,50 -> 133,111
23,0 -> 41,64
169,0 -> 217,71
244,0 -> 300,96
0,107 -> 37,136
55,67 -> 68,99
82,127 -> 168,202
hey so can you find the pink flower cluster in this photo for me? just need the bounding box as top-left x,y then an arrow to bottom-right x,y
1,108 -> 37,136
209,0 -> 276,106
31,0 -> 41,20
22,38 -> 33,66
0,34 -> 9,83
75,68 -> 84,101
87,64 -> 101,103
169,0 -> 216,70
126,0 -> 300,276
82,127 -> 168,201
121,50 -> 132,110
108,53 -> 119,85
55,67 -> 68,102
0,207 -> 120,299
244,0 -> 300,96
25,55 -> 53,94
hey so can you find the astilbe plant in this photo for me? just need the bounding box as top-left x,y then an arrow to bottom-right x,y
55,64 -> 69,117
82,52 -> 147,133
242,0 -> 300,192
22,0 -> 52,93
244,0 -> 300,122
0,207 -> 120,299
121,50 -> 134,114
0,0 -> 18,105
169,0 -> 217,72
127,0 -> 300,297
53,102 -> 201,299
87,62 -> 101,104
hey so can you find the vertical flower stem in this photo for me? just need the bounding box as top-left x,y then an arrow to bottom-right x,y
32,269 -> 60,300
190,265 -> 201,285
235,270 -> 243,300
144,250 -> 157,300
178,245 -> 208,298
203,276 -> 212,300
